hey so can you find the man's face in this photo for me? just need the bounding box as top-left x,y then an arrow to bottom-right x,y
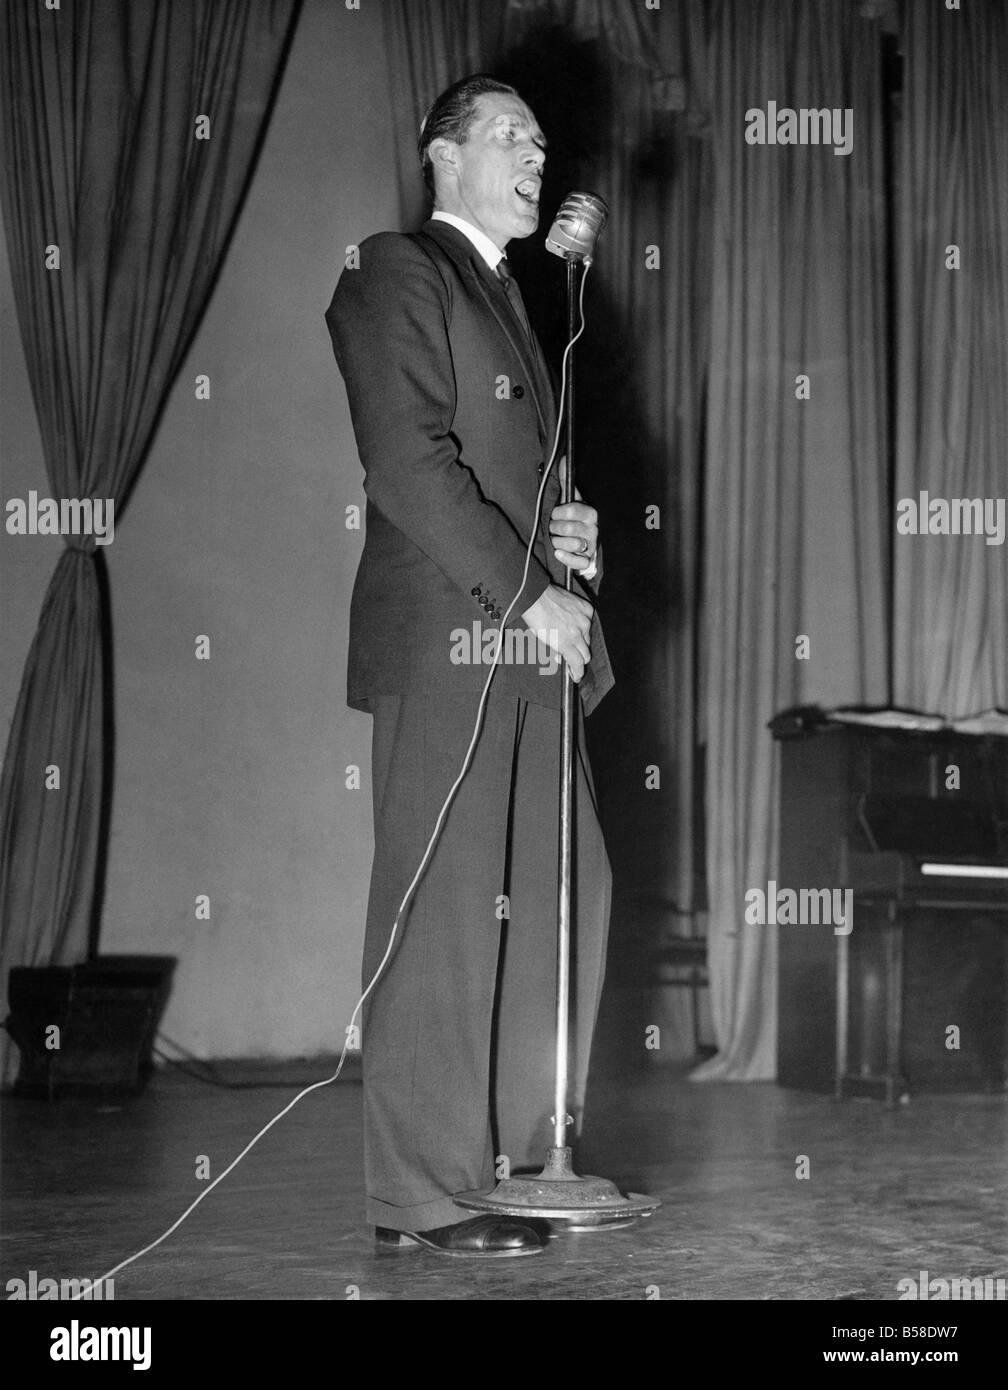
433,92 -> 547,249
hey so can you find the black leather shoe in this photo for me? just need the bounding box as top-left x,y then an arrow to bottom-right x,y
375,1215 -> 543,1258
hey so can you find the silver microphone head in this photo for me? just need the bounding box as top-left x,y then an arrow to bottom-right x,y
545,191 -> 609,264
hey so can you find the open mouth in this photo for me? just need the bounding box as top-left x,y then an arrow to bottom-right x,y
515,178 -> 540,207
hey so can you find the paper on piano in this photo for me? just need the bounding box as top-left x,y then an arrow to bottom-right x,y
946,708 -> 1008,736
827,707 -> 945,732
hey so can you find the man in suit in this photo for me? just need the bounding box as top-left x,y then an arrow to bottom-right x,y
326,74 -> 613,1258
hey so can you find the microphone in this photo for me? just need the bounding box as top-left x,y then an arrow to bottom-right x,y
545,191 -> 609,264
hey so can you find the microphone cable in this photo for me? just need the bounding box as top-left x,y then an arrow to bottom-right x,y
70,262 -> 592,1300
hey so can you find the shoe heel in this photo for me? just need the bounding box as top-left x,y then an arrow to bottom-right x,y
375,1225 -> 416,1251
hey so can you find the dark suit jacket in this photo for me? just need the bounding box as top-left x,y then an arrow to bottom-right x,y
325,217 -> 613,716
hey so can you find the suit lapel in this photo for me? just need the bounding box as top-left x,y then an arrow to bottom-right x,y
417,220 -> 557,449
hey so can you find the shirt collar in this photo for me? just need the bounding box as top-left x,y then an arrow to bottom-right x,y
431,211 -> 505,272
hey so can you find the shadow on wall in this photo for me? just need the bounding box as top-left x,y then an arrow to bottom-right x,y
498,27 -> 692,1078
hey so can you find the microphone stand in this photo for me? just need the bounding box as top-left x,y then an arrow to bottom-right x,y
455,255 -> 659,1229
553,258 -> 578,1155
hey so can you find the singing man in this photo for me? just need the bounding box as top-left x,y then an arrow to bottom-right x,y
326,74 -> 613,1259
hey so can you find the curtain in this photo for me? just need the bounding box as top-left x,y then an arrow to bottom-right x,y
0,0 -> 301,1083
892,1 -> 1008,715
693,0 -> 889,1079
375,0 -> 1003,1082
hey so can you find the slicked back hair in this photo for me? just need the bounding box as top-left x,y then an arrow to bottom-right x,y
418,74 -> 519,200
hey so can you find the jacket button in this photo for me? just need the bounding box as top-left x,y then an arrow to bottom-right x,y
513,384 -> 525,399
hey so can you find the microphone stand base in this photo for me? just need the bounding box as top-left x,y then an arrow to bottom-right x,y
454,1145 -> 659,1228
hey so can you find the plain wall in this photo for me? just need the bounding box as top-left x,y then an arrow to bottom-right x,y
0,0 -> 399,1058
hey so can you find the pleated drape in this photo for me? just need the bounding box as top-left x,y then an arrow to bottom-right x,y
892,1 -> 1008,715
693,0 -> 889,1079
352,0 -> 1006,1081
0,0 -> 301,1082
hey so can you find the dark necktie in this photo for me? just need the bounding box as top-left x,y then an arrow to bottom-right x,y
495,257 -> 535,347
495,254 -> 555,421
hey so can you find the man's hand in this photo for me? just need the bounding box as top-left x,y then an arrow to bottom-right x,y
549,486 -> 598,573
521,584 -> 594,682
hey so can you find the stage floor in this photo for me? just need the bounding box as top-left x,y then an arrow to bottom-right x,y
2,1063 -> 1006,1301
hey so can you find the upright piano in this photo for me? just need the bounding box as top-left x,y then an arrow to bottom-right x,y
772,708 -> 1008,1101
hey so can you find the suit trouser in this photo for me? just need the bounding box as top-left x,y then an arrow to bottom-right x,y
361,684 -> 612,1232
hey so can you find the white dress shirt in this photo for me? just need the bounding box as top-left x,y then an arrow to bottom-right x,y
431,210 -> 504,270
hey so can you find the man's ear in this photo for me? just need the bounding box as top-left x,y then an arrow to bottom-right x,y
427,136 -> 459,186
